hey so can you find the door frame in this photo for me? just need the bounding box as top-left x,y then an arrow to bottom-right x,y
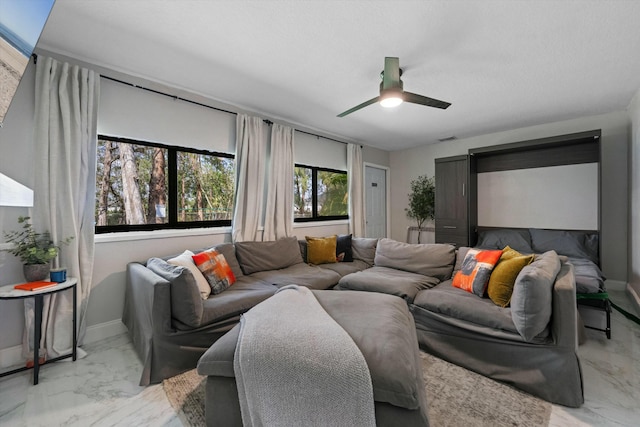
363,162 -> 391,238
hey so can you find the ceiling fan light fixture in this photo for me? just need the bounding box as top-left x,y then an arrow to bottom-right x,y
337,57 -> 451,117
380,95 -> 403,108
380,87 -> 404,108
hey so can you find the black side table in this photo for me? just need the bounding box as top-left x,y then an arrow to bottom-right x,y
0,278 -> 77,385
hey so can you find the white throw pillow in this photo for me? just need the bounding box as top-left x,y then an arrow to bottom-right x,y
168,250 -> 210,299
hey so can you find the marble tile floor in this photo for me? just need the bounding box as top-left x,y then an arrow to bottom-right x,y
0,289 -> 638,427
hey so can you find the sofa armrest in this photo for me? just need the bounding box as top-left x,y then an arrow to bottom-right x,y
123,262 -> 174,385
551,262 -> 578,350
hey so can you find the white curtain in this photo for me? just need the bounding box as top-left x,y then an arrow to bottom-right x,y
24,56 -> 99,360
348,143 -> 365,237
232,114 -> 266,242
263,124 -> 294,241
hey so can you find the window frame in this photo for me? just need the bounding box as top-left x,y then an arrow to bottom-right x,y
96,135 -> 235,234
294,163 -> 349,223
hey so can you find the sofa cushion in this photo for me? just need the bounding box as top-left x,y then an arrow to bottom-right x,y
250,262 -> 341,290
146,257 -> 203,328
199,276 -> 277,327
529,228 -> 599,264
487,247 -> 534,307
235,237 -> 303,275
352,237 -> 378,266
337,266 -> 439,303
451,248 -> 503,296
315,290 -> 425,410
413,280 -> 519,335
374,238 -> 455,281
511,250 -> 561,341
306,235 -> 337,265
336,234 -> 354,262
318,259 -> 370,276
167,250 -> 210,299
210,242 -> 244,278
192,249 -> 236,295
476,228 -> 534,254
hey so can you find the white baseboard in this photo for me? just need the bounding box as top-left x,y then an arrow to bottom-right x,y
83,319 -> 127,345
0,319 -> 127,369
605,280 -> 627,292
0,344 -> 23,369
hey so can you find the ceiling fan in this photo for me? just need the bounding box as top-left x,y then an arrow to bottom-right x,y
337,57 -> 451,117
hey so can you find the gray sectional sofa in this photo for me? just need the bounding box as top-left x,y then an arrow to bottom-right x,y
123,236 -> 374,385
123,234 -> 584,407
336,238 -> 583,407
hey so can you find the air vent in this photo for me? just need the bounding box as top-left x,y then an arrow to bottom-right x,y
438,136 -> 457,142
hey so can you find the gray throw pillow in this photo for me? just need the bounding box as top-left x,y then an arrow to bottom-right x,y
146,257 -> 203,328
210,242 -> 244,278
235,236 -> 304,275
351,237 -> 378,266
298,239 -> 308,262
476,229 -> 533,253
510,250 -> 561,341
529,228 -> 599,264
374,238 -> 455,281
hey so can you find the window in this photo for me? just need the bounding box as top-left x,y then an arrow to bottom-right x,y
96,136 -> 234,232
294,164 -> 348,222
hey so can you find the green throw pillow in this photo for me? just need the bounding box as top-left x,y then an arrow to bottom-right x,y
487,247 -> 534,307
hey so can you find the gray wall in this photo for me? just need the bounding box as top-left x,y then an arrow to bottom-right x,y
362,145 -> 390,167
628,89 -> 640,306
390,111 -> 629,282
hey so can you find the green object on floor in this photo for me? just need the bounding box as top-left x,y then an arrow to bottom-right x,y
577,292 -> 640,326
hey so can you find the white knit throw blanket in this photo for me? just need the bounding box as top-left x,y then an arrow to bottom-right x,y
234,285 -> 376,427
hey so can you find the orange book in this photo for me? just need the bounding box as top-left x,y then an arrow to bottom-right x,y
14,281 -> 58,291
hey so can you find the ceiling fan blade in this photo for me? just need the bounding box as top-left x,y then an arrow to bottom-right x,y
382,57 -> 401,90
403,92 -> 451,109
337,96 -> 380,117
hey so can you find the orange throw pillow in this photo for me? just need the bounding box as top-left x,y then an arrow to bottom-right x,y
452,249 -> 503,296
192,250 -> 236,295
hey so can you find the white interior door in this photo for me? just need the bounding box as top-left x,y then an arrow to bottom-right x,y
365,165 -> 387,238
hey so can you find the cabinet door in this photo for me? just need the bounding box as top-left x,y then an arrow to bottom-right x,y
435,159 -> 467,221
435,157 -> 469,246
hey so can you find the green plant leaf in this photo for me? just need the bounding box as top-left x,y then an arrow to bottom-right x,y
406,175 -> 435,228
2,218 -> 72,265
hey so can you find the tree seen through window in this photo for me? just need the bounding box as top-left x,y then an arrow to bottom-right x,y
95,136 -> 234,231
294,165 -> 348,221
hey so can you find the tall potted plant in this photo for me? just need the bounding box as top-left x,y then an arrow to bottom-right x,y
2,216 -> 72,282
405,175 -> 435,243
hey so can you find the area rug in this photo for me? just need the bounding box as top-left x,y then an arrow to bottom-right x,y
163,351 -> 551,426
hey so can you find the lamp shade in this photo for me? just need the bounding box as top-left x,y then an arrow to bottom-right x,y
0,172 -> 34,207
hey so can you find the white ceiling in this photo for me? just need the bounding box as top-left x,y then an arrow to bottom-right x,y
37,0 -> 640,151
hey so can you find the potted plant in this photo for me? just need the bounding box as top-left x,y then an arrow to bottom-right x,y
2,216 -> 73,282
405,175 -> 435,243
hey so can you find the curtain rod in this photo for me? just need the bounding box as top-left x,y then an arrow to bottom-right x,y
100,75 -> 238,117
99,74 -> 349,146
32,53 -> 351,145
